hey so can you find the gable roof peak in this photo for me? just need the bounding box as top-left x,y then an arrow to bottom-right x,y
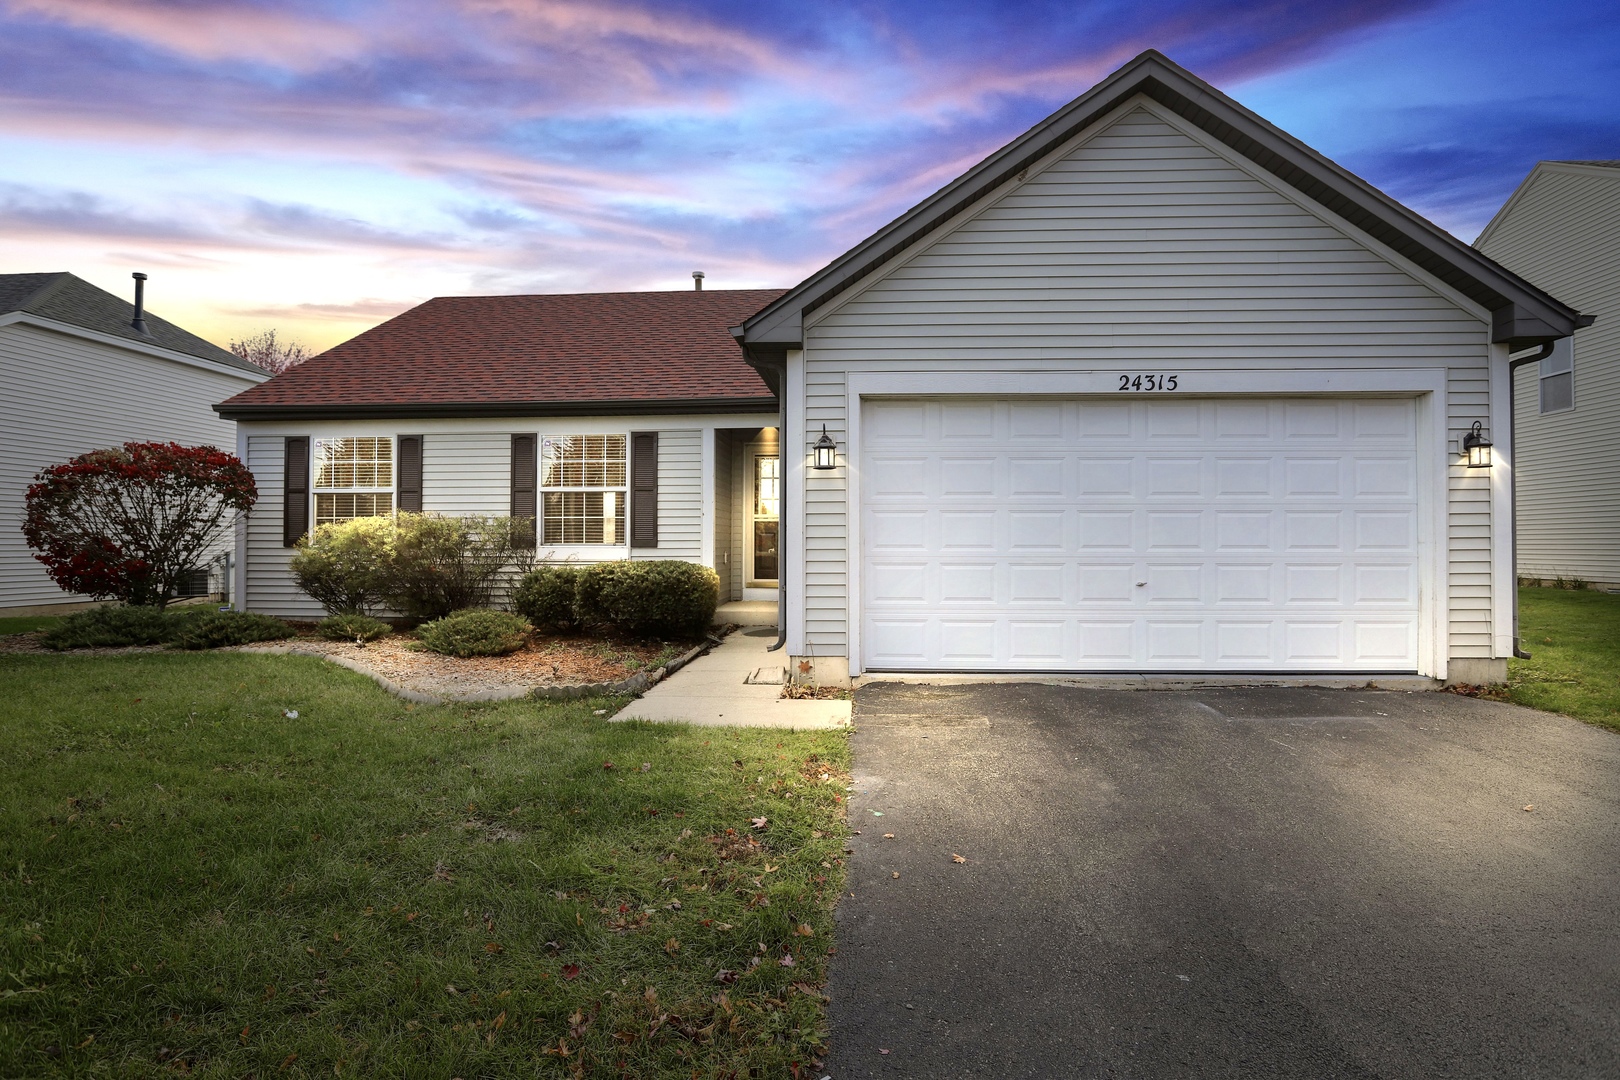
740,50 -> 1582,355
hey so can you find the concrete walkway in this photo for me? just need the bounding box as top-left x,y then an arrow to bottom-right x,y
611,627 -> 851,729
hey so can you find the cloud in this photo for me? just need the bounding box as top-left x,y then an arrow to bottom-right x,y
227,297 -> 419,322
0,183 -> 220,244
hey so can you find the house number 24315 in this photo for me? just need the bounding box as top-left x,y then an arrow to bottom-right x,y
1117,373 -> 1179,391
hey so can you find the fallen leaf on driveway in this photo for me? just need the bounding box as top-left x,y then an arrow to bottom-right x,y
891,871 -> 900,879
951,854 -> 967,864
882,833 -> 895,839
1523,805 -> 1535,812
879,1048 -> 890,1055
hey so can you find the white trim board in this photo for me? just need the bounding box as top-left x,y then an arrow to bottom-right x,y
838,366 -> 1452,680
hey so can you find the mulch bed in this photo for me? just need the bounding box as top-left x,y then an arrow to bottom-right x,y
0,629 -> 700,702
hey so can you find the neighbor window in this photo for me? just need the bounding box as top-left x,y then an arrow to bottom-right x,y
313,436 -> 393,525
542,434 -> 626,544
1539,339 -> 1575,414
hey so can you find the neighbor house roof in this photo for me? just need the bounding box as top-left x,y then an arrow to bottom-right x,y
215,289 -> 786,420
739,50 -> 1587,368
0,271 -> 262,375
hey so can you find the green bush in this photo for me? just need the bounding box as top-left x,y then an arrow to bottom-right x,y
289,517 -> 393,616
385,513 -> 532,622
40,605 -> 172,650
168,610 -> 294,650
415,608 -> 531,657
512,565 -> 584,632
579,560 -> 719,640
317,613 -> 391,643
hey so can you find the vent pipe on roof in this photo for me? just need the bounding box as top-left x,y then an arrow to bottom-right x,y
692,270 -> 704,291
130,272 -> 150,334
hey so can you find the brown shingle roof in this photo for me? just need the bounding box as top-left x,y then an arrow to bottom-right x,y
216,288 -> 784,419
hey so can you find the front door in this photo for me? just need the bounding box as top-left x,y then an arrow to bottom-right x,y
751,454 -> 780,584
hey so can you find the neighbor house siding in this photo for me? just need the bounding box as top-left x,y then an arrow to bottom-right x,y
236,414 -> 773,616
0,320 -> 260,609
798,101 -> 1496,659
1476,164 -> 1620,586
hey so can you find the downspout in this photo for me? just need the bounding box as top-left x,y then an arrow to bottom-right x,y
1504,341 -> 1556,660
768,356 -> 788,653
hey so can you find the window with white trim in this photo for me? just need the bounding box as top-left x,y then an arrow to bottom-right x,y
542,434 -> 626,544
1539,338 -> 1575,414
313,436 -> 393,525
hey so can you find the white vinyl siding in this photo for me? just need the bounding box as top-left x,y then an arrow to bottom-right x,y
0,320 -> 260,609
422,432 -> 510,515
632,429 -> 700,560
244,436 -> 326,619
1477,163 -> 1620,585
800,101 -> 1496,661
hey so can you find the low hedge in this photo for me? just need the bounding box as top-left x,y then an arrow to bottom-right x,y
169,610 -> 294,650
416,608 -> 531,657
511,565 -> 584,632
40,605 -> 293,651
514,560 -> 717,640
587,560 -> 719,639
41,605 -> 173,650
317,613 -> 391,643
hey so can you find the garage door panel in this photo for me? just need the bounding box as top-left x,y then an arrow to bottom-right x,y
861,397 -> 1421,672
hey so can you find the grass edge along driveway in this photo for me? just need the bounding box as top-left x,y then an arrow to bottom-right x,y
1505,586 -> 1620,733
0,651 -> 850,1078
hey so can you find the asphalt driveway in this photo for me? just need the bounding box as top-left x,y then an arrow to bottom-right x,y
826,684 -> 1620,1079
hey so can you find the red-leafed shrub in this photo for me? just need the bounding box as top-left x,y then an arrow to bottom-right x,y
22,442 -> 256,607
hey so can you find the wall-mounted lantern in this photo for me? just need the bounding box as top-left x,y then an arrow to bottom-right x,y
812,425 -> 838,470
1462,421 -> 1493,469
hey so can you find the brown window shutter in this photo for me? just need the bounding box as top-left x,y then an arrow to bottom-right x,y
397,435 -> 423,512
630,431 -> 658,548
283,436 -> 310,547
511,434 -> 537,546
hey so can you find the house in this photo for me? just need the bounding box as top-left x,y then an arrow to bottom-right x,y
220,51 -> 1585,685
1474,161 -> 1618,589
214,289 -> 787,617
0,272 -> 268,615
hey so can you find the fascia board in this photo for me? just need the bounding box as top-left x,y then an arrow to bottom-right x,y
0,311 -> 269,383
213,395 -> 780,421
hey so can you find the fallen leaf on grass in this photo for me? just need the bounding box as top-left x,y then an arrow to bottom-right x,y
484,942 -> 502,953
952,854 -> 967,864
715,969 -> 738,984
561,964 -> 581,981
602,761 -> 615,771
751,816 -> 768,831
794,923 -> 814,937
664,938 -> 681,954
779,954 -> 795,967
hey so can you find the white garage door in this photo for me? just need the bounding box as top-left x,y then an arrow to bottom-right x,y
860,397 -> 1423,672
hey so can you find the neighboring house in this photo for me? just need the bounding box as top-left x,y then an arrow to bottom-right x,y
0,272 -> 269,615
1475,161 -> 1619,589
214,289 -> 786,619
221,51 -> 1585,685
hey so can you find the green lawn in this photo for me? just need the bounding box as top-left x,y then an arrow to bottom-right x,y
0,652 -> 850,1077
1508,586 -> 1620,732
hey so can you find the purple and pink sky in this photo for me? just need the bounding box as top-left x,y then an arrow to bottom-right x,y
1,0 -> 1616,351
